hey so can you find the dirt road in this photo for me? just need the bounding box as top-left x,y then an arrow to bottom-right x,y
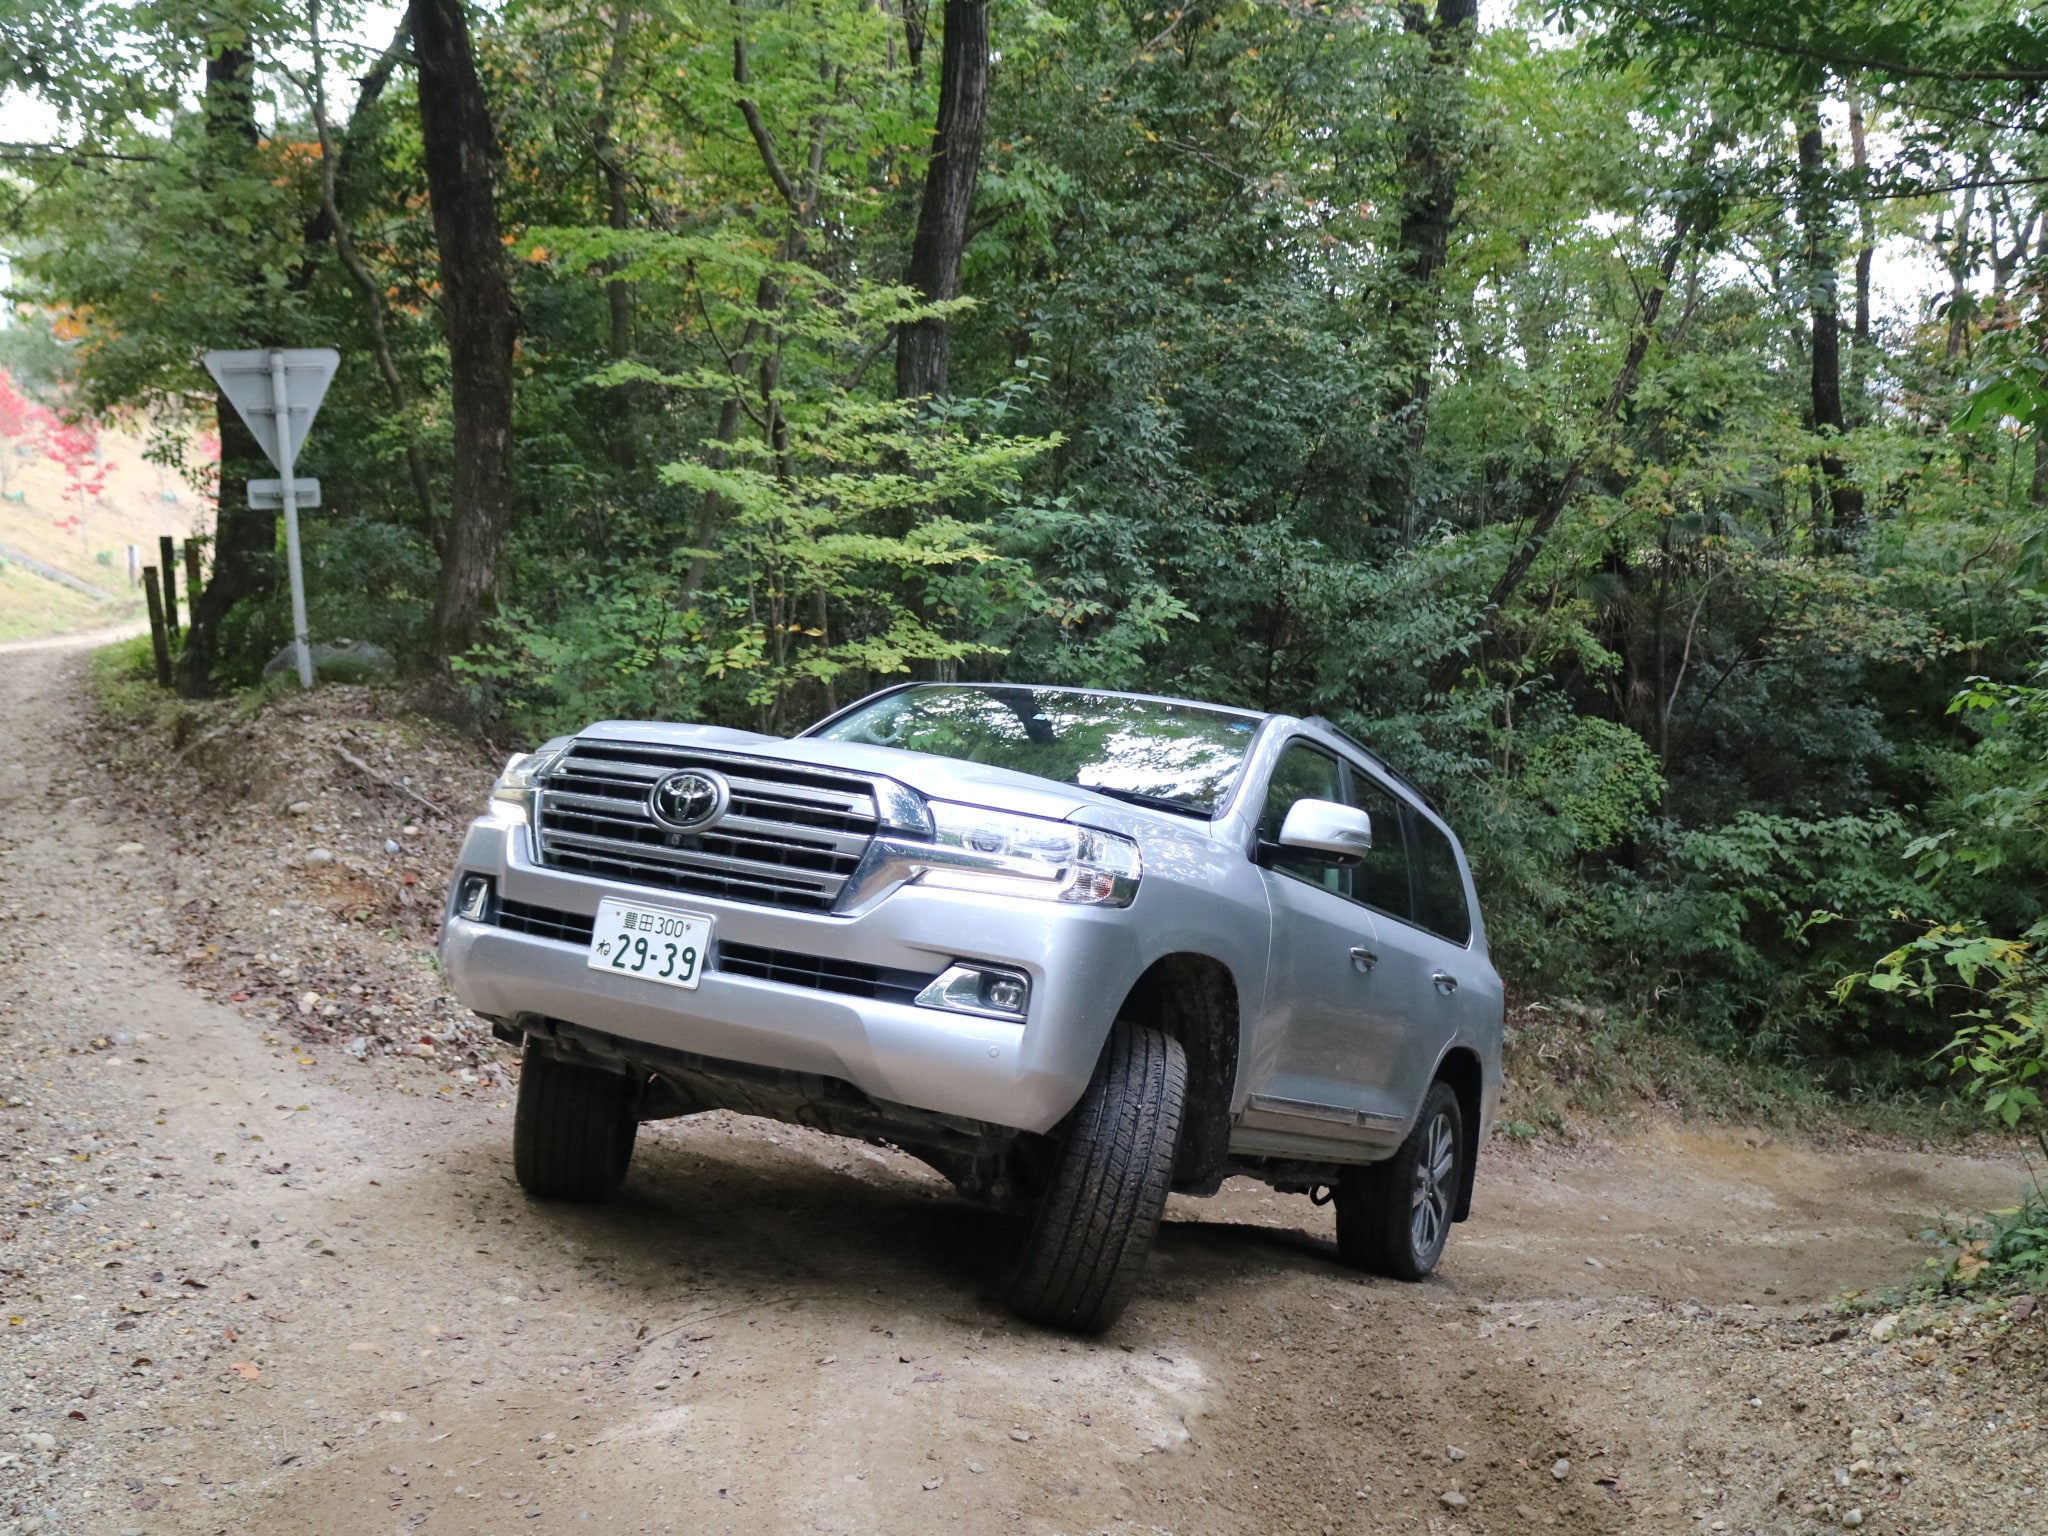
2,640 -> 2042,1536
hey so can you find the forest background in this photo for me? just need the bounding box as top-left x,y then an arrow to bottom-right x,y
0,0 -> 2043,1126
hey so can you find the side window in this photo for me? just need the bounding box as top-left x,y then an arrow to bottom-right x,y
1406,808 -> 1473,946
1345,769 -> 1413,923
1257,743 -> 1349,898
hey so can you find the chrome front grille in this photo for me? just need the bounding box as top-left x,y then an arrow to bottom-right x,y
533,741 -> 879,913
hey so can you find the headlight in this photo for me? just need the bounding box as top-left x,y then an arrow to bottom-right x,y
917,801 -> 1141,907
487,741 -> 569,825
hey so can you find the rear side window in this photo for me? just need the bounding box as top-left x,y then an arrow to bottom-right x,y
1406,809 -> 1472,946
1344,770 -> 1412,923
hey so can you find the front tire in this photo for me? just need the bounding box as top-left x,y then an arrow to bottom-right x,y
1334,1080 -> 1463,1280
1005,1023 -> 1186,1333
513,1046 -> 639,1203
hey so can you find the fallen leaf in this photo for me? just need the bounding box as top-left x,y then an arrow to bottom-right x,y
229,1361 -> 261,1380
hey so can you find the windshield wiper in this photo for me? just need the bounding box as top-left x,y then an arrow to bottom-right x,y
1079,784 -> 1212,819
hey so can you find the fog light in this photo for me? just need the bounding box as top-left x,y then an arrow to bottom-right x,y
916,963 -> 1030,1020
455,874 -> 494,921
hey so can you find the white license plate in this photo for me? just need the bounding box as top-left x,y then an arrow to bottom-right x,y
586,899 -> 713,990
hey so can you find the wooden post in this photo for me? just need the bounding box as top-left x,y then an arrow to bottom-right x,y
182,538 -> 202,607
159,534 -> 179,634
142,567 -> 173,687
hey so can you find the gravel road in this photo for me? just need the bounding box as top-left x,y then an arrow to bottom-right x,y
2,638 -> 2043,1536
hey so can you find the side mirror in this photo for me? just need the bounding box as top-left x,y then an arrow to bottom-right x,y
1276,799 -> 1372,863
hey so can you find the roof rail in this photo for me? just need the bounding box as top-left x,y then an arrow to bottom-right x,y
1301,716 -> 1437,812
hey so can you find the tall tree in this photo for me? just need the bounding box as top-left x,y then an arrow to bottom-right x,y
895,0 -> 989,400
1797,100 -> 1862,538
1372,0 -> 1480,542
176,37 -> 272,697
412,0 -> 519,670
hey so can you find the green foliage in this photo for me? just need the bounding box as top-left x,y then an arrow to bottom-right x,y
1849,922 -> 2047,1128
12,0 -> 2048,1119
1517,716 -> 1666,853
1918,1160 -> 2048,1294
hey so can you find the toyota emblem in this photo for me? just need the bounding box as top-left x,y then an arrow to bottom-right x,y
648,769 -> 731,832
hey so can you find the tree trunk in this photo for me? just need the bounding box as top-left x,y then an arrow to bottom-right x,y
1370,0 -> 1479,544
1797,103 -> 1862,540
176,41 -> 271,698
412,0 -> 520,670
894,0 -> 989,401
1945,166 -> 1980,360
1846,84 -> 1874,424
595,6 -> 634,362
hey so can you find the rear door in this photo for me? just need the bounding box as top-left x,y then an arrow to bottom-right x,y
1341,763 -> 1471,1134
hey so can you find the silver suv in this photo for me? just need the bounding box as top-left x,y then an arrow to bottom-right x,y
440,684 -> 1503,1331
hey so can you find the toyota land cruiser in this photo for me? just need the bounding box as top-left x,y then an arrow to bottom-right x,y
439,683 -> 1504,1331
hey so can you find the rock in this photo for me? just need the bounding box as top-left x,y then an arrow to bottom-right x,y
262,638 -> 397,685
1446,1445 -> 1467,1462
1008,1428 -> 1032,1443
305,848 -> 334,866
1439,1491 -> 1468,1510
2012,1294 -> 2037,1322
23,1432 -> 55,1451
384,839 -> 402,855
344,1037 -> 370,1059
1869,1314 -> 1899,1343
113,841 -> 145,856
921,1475 -> 944,1491
965,1461 -> 984,1474
288,801 -> 314,815
1551,1458 -> 1570,1481
1842,1510 -> 1864,1528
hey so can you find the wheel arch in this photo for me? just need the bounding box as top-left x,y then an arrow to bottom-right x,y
1112,952 -> 1241,1192
1433,1045 -> 1484,1222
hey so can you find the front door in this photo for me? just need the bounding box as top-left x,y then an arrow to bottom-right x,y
1243,741 -> 1382,1141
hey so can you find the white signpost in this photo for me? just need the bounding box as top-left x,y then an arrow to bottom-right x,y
203,348 -> 339,688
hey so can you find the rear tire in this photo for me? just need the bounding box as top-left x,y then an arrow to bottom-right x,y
1334,1080 -> 1463,1280
513,1046 -> 639,1203
1005,1022 -> 1186,1334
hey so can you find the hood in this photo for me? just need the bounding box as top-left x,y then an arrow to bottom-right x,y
578,719 -> 1117,823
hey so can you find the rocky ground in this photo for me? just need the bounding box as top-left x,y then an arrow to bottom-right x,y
1,635 -> 2043,1536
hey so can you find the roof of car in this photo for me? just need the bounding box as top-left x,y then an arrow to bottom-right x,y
800,680 -> 1270,735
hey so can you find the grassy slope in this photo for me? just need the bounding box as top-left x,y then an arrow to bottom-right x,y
0,420 -> 198,641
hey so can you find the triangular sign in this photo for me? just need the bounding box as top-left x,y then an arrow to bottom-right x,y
203,349 -> 339,474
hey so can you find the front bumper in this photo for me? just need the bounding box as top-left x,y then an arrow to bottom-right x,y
439,815 -> 1144,1134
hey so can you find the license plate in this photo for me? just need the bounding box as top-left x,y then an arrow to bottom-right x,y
587,899 -> 712,990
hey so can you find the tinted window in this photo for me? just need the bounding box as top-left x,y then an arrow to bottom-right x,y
1345,770 -> 1412,922
1258,743 -> 1348,898
1407,809 -> 1472,945
811,685 -> 1258,814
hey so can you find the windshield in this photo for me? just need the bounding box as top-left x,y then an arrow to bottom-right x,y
810,685 -> 1260,815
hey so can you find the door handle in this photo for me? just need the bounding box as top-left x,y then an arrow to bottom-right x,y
1349,947 -> 1378,974
1432,970 -> 1458,995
